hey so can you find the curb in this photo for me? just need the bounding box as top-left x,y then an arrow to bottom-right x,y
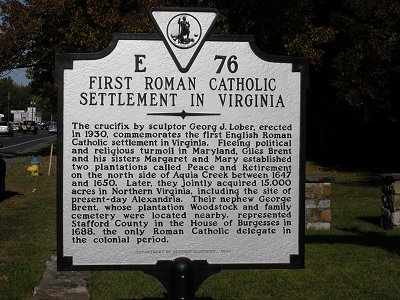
32,254 -> 91,299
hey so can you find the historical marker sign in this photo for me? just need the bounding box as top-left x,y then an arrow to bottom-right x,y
57,8 -> 307,270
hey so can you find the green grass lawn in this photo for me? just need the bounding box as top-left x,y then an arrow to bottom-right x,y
90,164 -> 400,299
0,153 -> 57,300
0,156 -> 399,299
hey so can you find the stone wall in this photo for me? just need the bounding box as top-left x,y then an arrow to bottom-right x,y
305,174 -> 333,230
380,173 -> 400,229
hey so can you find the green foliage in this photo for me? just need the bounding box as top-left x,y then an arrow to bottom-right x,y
1,0 -> 400,164
331,0 -> 400,122
0,77 -> 31,120
180,2 -> 400,165
0,0 -> 162,113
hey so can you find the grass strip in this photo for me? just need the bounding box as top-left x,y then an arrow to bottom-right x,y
89,164 -> 400,300
1,158 -> 399,299
0,153 -> 56,300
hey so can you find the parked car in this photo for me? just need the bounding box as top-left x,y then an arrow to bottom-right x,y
47,123 -> 57,134
11,121 -> 22,132
39,121 -> 50,130
0,121 -> 14,136
22,121 -> 38,134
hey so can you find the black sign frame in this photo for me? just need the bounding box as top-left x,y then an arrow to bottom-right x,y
56,9 -> 308,274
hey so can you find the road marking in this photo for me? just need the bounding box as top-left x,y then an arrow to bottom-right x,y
0,136 -> 56,150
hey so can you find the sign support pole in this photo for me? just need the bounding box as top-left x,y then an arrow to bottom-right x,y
144,258 -> 220,300
169,257 -> 194,300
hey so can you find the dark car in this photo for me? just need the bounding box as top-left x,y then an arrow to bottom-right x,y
22,121 -> 38,134
39,122 -> 49,130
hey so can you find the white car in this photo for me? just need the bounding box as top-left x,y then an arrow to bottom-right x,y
47,123 -> 57,134
0,121 -> 13,136
12,121 -> 22,132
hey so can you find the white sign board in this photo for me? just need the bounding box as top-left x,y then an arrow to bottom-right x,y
57,8 -> 307,270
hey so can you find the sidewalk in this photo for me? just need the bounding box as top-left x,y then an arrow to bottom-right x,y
32,253 -> 91,300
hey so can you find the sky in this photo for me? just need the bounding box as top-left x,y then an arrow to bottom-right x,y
9,68 -> 30,86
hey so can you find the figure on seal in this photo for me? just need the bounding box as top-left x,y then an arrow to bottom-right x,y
179,16 -> 190,41
171,16 -> 195,45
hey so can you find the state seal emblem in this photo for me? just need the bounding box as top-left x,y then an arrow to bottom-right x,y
167,14 -> 202,49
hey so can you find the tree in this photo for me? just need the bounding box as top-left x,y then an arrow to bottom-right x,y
1,0 -> 335,115
331,0 -> 400,123
0,77 -> 31,120
2,0 -> 399,166
0,0 -> 162,114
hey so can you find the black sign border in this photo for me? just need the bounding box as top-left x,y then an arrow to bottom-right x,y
55,31 -> 308,272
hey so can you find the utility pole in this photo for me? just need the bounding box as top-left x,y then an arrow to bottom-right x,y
7,91 -> 11,122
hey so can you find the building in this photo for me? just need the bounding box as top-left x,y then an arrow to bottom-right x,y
11,108 -> 42,123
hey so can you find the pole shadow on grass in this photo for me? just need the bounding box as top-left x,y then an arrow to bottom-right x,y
306,227 -> 400,254
357,216 -> 382,227
120,297 -> 215,300
0,191 -> 23,203
0,150 -> 51,159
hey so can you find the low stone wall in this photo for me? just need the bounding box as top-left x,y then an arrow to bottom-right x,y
305,174 -> 333,230
380,173 -> 400,229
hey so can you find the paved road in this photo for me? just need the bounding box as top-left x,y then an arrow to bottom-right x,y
0,130 -> 57,163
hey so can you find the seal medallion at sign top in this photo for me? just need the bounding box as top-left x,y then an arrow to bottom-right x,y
150,8 -> 219,72
167,14 -> 202,49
